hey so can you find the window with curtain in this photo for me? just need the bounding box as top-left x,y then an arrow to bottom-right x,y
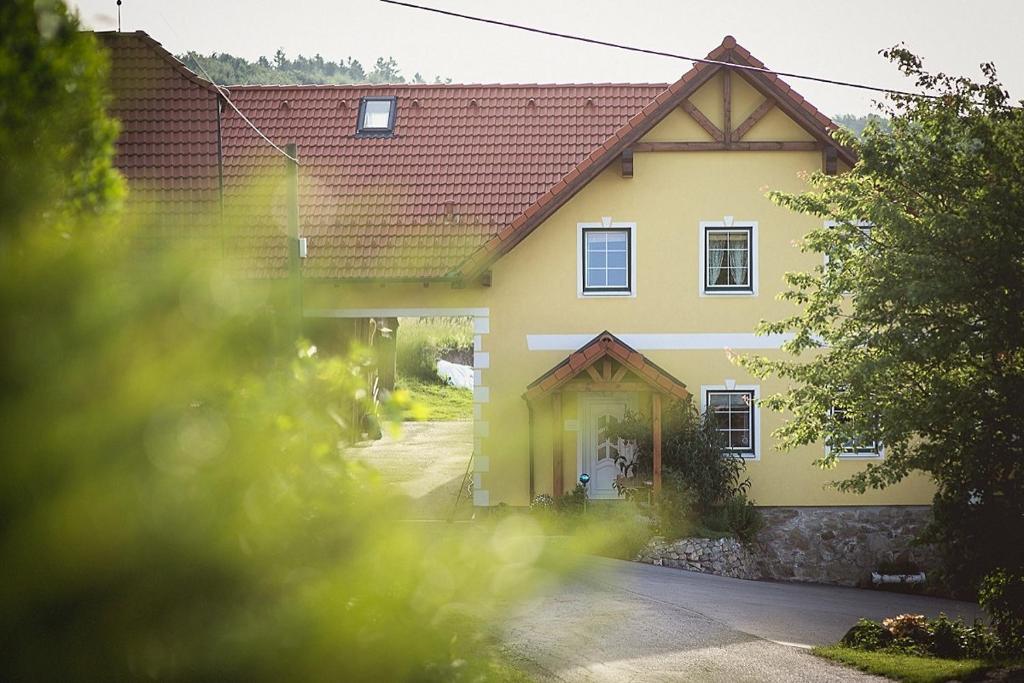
828,405 -> 882,457
704,227 -> 752,292
706,390 -> 755,456
583,228 -> 631,293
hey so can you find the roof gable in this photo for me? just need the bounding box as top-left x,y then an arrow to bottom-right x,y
524,332 -> 690,402
455,36 -> 854,280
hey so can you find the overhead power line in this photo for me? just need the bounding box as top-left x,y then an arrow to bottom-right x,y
188,57 -> 301,165
154,7 -> 300,165
379,0 -> 1006,106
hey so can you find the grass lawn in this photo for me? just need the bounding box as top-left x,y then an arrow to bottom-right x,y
397,376 -> 472,421
813,646 -> 995,683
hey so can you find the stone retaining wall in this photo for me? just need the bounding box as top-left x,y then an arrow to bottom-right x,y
637,537 -> 761,580
636,506 -> 936,587
756,506 -> 936,586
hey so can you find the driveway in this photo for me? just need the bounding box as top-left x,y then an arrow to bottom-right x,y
349,420 -> 475,520
501,556 -> 983,682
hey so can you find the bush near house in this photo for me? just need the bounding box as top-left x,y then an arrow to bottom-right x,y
608,400 -> 761,543
814,614 -> 1022,683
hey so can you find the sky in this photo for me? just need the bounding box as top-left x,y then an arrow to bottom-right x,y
72,0 -> 1023,115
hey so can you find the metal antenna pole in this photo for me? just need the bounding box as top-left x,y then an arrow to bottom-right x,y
116,0 -> 121,31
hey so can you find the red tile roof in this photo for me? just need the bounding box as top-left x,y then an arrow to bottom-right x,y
456,36 -> 854,279
524,331 -> 691,402
219,82 -> 666,279
100,32 -> 851,281
97,32 -> 222,250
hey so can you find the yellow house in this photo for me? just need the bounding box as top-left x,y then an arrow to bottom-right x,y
104,34 -> 935,578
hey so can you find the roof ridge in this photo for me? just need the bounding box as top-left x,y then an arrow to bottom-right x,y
226,82 -> 671,90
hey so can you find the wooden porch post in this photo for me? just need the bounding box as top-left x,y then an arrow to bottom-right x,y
552,391 -> 564,496
652,392 -> 663,497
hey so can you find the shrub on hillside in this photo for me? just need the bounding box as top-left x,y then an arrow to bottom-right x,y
396,318 -> 473,383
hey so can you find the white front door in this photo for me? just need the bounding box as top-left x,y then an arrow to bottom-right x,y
578,394 -> 636,500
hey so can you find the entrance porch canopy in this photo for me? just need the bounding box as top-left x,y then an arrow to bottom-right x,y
523,332 -> 690,498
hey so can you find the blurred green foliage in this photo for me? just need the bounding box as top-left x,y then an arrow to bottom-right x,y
0,2 -> 554,679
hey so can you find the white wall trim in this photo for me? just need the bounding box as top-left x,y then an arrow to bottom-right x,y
577,219 -> 638,298
526,332 -> 794,351
700,383 -> 761,461
698,219 -> 759,297
304,307 -> 490,318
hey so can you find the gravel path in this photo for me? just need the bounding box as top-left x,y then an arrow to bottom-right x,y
349,420 -> 475,519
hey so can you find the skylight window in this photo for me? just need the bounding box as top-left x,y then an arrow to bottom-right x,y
357,96 -> 397,136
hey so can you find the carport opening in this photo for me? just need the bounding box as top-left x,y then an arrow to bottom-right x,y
394,316 -> 475,421
305,314 -> 476,433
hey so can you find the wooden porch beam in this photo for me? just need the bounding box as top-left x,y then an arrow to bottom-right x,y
652,393 -> 663,498
630,140 -> 821,153
680,99 -> 724,141
570,382 -> 650,393
722,68 -> 732,144
552,391 -> 564,496
620,149 -> 634,178
734,98 -> 775,140
823,145 -> 838,175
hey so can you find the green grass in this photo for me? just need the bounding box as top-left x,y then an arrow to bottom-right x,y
397,376 -> 472,421
396,317 -> 474,382
813,646 -> 994,683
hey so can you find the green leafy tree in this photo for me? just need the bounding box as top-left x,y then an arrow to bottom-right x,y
369,56 -> 404,83
0,0 -> 122,231
741,48 -> 1024,598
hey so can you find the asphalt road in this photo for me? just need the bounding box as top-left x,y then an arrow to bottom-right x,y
501,556 -> 984,682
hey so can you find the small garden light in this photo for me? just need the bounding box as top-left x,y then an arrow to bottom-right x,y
579,473 -> 590,514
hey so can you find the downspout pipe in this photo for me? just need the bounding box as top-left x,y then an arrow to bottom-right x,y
527,400 -> 535,502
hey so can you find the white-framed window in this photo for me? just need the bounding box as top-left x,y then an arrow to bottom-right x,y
577,219 -> 637,297
701,384 -> 760,460
826,405 -> 883,459
823,219 -> 873,270
699,218 -> 758,295
356,96 -> 397,136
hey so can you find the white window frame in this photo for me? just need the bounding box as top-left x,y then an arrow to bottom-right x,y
826,405 -> 885,460
822,219 -> 873,269
699,217 -> 758,296
577,218 -> 637,298
700,383 -> 760,460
